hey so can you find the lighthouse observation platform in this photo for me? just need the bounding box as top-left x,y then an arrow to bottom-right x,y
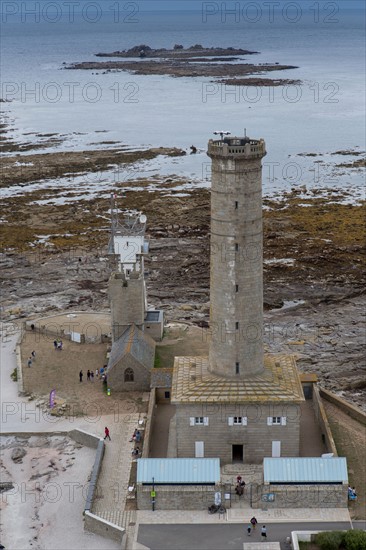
207,137 -> 266,159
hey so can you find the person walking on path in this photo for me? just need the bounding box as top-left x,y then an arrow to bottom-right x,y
247,524 -> 252,536
53,340 -> 58,350
27,357 -> 32,368
87,370 -> 90,381
250,516 -> 258,530
90,371 -> 94,382
31,350 -> 36,360
104,427 -> 111,441
261,525 -> 267,541
79,370 -> 83,383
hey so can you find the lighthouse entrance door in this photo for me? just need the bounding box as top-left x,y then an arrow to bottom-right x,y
232,444 -> 243,463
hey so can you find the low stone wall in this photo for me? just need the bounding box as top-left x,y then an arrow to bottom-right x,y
16,328 -> 25,395
69,429 -> 101,449
142,389 -> 156,458
25,321 -> 73,342
137,484 -> 221,510
320,388 -> 366,426
312,386 -> 338,456
84,439 -> 105,512
68,430 -> 124,544
24,312 -> 111,344
252,484 -> 348,509
84,511 -> 125,543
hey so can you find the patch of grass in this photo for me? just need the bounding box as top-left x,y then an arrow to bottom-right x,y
10,368 -> 18,382
154,350 -> 162,368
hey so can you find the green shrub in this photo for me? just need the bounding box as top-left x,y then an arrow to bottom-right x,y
344,530 -> 366,550
315,531 -> 344,550
11,368 -> 18,382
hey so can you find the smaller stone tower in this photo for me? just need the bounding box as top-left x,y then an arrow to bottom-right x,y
108,200 -> 148,342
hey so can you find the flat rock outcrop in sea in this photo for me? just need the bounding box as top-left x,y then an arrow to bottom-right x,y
66,44 -> 300,86
94,44 -> 259,58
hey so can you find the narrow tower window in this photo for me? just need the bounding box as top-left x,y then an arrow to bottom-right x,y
235,322 -> 239,330
235,362 -> 240,374
235,201 -> 238,209
235,284 -> 239,293
235,243 -> 239,252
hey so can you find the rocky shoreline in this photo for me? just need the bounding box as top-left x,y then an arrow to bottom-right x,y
1,119 -> 365,410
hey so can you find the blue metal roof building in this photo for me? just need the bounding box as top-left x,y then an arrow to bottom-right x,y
137,458 -> 220,485
264,457 -> 348,484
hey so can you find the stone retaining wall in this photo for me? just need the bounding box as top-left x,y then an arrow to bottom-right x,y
84,439 -> 105,512
84,511 -> 125,543
24,312 -> 111,344
136,479 -> 348,511
16,328 -> 25,395
69,429 -> 101,449
142,389 -> 156,458
252,484 -> 348,509
137,484 -> 221,510
67,430 -> 125,544
312,386 -> 338,456
320,388 -> 366,426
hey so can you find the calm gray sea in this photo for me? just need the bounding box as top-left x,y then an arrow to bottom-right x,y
1,4 -> 365,197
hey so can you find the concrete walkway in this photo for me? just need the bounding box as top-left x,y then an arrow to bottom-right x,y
300,400 -> 326,456
149,403 -> 176,457
134,507 -> 350,525
92,412 -> 141,529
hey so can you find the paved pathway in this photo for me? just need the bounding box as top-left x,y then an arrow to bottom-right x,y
299,400 -> 326,456
135,507 -> 350,525
92,413 -> 141,529
136,521 -> 358,550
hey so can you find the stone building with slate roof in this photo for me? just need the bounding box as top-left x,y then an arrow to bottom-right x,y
171,135 -> 305,464
107,324 -> 155,392
106,202 -> 164,391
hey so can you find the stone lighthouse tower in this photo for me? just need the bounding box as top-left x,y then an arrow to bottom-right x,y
207,135 -> 267,378
171,132 -> 304,465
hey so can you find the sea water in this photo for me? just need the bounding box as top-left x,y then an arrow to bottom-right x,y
1,2 -> 365,198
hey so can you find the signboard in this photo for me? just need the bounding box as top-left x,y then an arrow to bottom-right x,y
261,493 -> 275,502
150,491 -> 156,498
49,389 -> 56,409
71,331 -> 81,343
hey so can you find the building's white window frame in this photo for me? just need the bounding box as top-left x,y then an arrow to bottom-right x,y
190,417 -> 209,426
267,416 -> 287,426
228,416 -> 248,426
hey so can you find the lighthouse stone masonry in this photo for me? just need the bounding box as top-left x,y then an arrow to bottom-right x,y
209,136 -> 265,378
171,135 -> 304,464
